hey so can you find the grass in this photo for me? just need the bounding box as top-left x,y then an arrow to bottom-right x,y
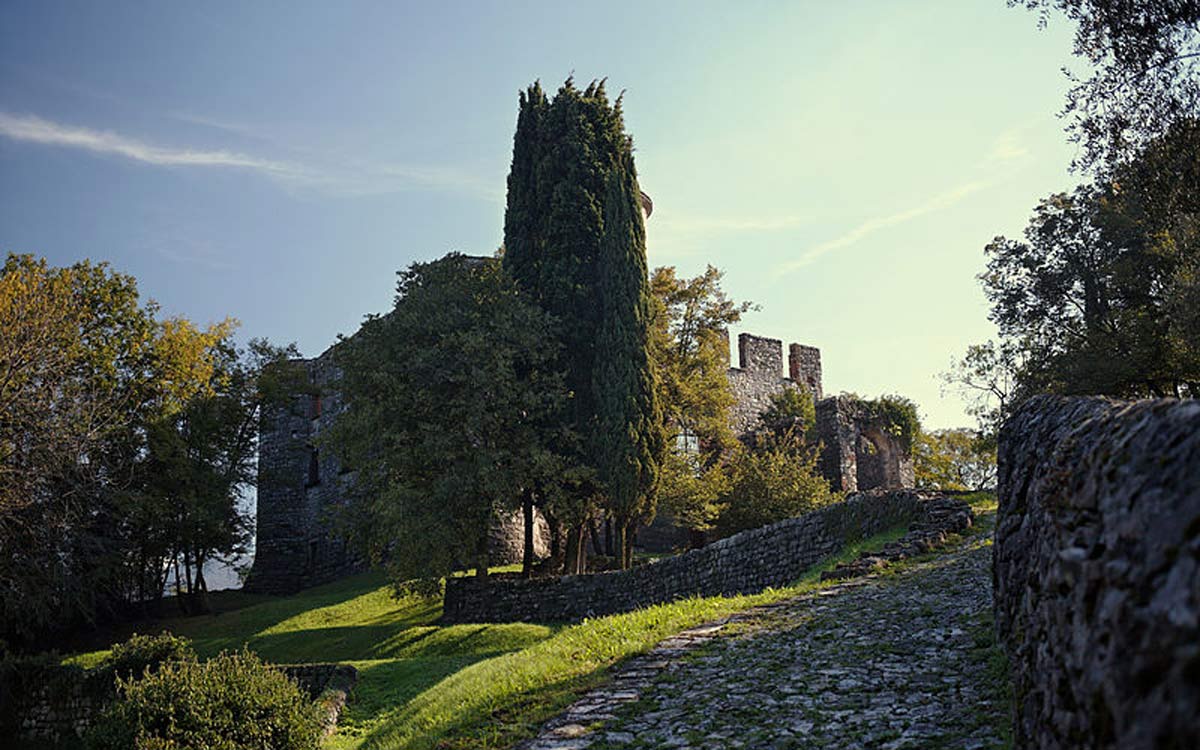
61,517 -> 936,750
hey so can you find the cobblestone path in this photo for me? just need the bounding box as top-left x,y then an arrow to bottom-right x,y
520,539 -> 1006,750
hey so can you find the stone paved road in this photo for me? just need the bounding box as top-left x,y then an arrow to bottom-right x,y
520,539 -> 1006,750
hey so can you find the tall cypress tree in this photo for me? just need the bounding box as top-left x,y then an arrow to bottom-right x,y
502,78 -> 663,572
592,152 -> 665,568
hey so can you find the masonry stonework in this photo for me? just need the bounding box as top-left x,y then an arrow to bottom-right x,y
443,489 -> 944,624
994,395 -> 1200,750
726,333 -> 912,493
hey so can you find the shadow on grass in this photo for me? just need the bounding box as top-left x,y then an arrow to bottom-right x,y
239,621 -> 557,664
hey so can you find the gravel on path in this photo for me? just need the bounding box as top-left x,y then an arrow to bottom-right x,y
517,536 -> 1006,750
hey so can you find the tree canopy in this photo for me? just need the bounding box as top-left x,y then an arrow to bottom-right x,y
1,254 -> 283,646
502,78 -> 664,571
1014,0 -> 1200,170
328,255 -> 574,590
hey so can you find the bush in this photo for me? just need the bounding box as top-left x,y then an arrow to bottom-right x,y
104,632 -> 195,681
87,648 -> 323,750
716,436 -> 839,537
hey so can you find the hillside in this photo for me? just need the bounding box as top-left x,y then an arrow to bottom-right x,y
62,503 -> 986,750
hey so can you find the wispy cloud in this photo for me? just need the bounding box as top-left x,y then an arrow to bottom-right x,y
777,180 -> 989,274
0,111 -> 501,200
0,112 -> 299,175
981,129 -> 1030,167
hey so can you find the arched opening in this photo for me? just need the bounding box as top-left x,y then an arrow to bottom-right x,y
855,426 -> 903,490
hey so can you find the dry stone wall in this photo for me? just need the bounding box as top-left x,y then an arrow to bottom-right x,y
994,395 -> 1200,750
443,489 -> 944,624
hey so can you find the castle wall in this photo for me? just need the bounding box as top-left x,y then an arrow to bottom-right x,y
245,352 -> 360,594
444,489 -> 934,624
727,334 -> 806,435
994,396 -> 1200,749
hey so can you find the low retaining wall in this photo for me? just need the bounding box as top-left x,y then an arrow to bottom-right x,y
5,660 -> 357,743
443,489 -> 939,624
994,395 -> 1200,749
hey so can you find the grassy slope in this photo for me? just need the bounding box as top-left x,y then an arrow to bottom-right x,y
66,501 -> 1011,750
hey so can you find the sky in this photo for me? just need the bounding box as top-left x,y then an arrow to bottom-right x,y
0,1 -> 1084,430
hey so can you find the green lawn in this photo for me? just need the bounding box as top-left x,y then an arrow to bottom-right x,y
65,519 -> 936,750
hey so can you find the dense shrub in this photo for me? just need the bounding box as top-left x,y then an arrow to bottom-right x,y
104,632 -> 195,681
716,435 -> 839,537
87,648 -> 322,750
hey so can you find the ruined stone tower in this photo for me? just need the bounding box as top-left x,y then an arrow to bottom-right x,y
726,332 -> 914,492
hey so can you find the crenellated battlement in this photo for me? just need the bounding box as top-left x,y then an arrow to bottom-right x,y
726,333 -> 824,435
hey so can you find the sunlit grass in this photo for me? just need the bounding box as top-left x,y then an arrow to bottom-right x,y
63,522 -> 922,750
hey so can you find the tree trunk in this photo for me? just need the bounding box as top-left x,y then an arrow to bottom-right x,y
576,523 -> 588,574
589,518 -> 604,557
563,524 -> 580,576
475,533 -> 489,579
615,522 -> 628,571
604,516 -> 614,557
521,489 -> 535,578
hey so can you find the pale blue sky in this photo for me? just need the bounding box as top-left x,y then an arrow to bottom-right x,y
0,1 -> 1081,429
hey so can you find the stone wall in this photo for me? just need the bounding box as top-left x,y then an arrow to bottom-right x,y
727,333 -> 804,436
443,489 -> 940,624
245,352 -> 362,594
5,660 -> 357,744
815,396 -> 915,494
994,395 -> 1200,749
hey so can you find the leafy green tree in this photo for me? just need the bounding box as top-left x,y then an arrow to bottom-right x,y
914,429 -> 997,491
502,78 -> 661,573
758,387 -> 817,441
647,265 -> 753,541
136,338 -> 297,614
328,255 -> 572,591
0,254 -> 234,646
715,430 -> 839,538
1013,0 -> 1200,171
592,158 -> 665,569
978,134 -> 1199,399
656,449 -> 730,538
650,265 -> 755,454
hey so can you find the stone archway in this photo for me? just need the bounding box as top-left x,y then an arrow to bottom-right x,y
855,426 -> 904,490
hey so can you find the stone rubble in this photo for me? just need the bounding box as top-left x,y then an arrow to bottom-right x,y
518,537 -> 1004,750
820,496 -> 974,582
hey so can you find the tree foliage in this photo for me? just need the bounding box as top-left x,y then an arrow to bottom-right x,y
502,78 -> 664,571
914,429 -> 998,491
1,254 -> 288,647
715,430 -> 839,538
976,129 -> 1199,400
1014,0 -> 1200,170
328,255 -> 573,590
87,648 -> 322,750
649,265 -> 753,537
592,157 -> 665,568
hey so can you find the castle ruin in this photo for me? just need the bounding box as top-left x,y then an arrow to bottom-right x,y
247,321 -> 913,593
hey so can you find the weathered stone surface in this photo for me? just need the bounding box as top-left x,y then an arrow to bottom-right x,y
518,535 -> 1005,750
444,490 -> 954,624
994,395 -> 1200,750
820,495 -> 973,580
